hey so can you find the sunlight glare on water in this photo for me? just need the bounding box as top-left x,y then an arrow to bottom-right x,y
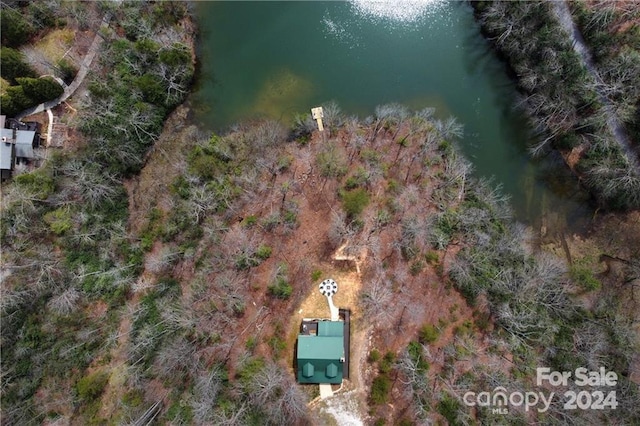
349,0 -> 447,24
324,0 -> 449,48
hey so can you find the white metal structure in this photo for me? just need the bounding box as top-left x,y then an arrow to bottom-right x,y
319,278 -> 339,321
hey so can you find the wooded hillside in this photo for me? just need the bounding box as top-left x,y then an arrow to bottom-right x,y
1,1 -> 639,425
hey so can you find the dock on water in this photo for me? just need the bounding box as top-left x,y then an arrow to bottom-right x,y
311,106 -> 324,131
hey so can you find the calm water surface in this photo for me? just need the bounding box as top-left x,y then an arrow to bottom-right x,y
194,0 -> 591,226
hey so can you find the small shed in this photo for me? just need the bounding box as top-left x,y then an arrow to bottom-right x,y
297,320 -> 345,384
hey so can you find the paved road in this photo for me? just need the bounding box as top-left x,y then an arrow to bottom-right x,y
552,0 -> 640,171
16,13 -> 111,120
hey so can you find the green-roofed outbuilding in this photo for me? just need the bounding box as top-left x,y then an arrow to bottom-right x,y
296,320 -> 345,384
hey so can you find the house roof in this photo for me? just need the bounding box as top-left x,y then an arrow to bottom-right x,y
15,130 -> 36,158
298,360 -> 342,384
296,338 -> 344,383
318,321 -> 344,337
297,335 -> 344,361
297,320 -> 346,384
1,128 -> 37,159
0,128 -> 12,143
0,142 -> 14,171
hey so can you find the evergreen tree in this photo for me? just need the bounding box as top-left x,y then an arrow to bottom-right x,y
16,76 -> 64,104
0,47 -> 36,84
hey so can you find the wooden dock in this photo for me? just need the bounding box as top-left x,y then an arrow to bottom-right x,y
311,106 -> 324,131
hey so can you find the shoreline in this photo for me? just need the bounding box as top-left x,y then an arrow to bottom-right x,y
470,0 -> 640,211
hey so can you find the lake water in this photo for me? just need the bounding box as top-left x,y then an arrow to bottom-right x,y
194,0 -> 591,227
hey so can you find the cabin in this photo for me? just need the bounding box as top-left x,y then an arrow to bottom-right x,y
296,312 -> 350,385
0,115 -> 41,180
297,320 -> 344,384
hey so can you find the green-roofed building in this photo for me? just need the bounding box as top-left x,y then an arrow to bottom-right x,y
296,320 -> 345,384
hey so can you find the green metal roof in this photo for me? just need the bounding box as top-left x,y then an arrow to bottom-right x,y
297,322 -> 346,384
296,357 -> 343,384
297,335 -> 343,361
318,321 -> 344,337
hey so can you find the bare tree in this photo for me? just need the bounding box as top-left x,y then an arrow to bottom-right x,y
573,323 -> 610,370
347,132 -> 367,163
372,103 -> 409,143
328,211 -> 357,249
397,344 -> 429,388
144,245 -> 180,275
250,119 -> 287,150
191,367 -> 225,424
63,160 -> 118,207
321,101 -> 344,136
47,287 -> 81,316
243,360 -> 309,424
159,298 -> 197,331
586,160 -> 640,209
185,183 -> 218,224
360,274 -> 393,325
396,215 -> 422,260
316,142 -> 348,182
154,336 -> 197,381
435,116 -> 464,141
210,402 -> 249,426
222,225 -> 261,270
495,301 -> 557,347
